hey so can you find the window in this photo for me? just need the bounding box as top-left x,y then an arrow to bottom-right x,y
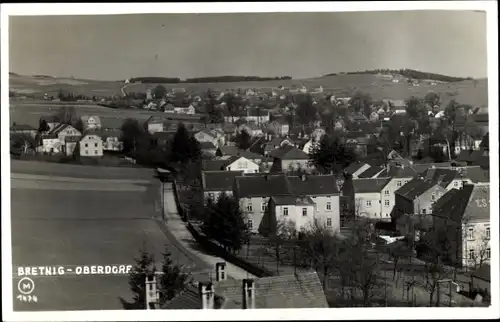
94,150 -> 98,154
469,249 -> 475,260
453,181 -> 459,187
261,202 -> 267,212
302,208 -> 307,216
283,207 -> 289,216
366,200 -> 372,207
85,143 -> 88,148
397,181 -> 402,187
248,219 -> 253,229
326,218 -> 332,227
486,227 -> 490,239
486,248 -> 491,259
208,193 -> 214,200
467,227 -> 474,240
95,143 -> 98,147
246,203 -> 253,212
326,202 -> 332,211
384,200 -> 390,206
384,190 -> 389,195
422,209 -> 426,214
431,193 -> 436,201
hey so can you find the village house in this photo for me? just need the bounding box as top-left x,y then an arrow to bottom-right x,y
47,123 -> 81,143
245,108 -> 271,124
420,168 -> 465,191
79,133 -> 103,157
376,165 -> 419,218
431,183 -> 490,268
195,130 -> 220,148
268,145 -> 312,173
163,263 -> 328,309
261,137 -> 295,156
393,177 -> 448,238
238,123 -> 263,137
37,134 -> 63,154
99,130 -> 123,152
348,178 -> 392,221
266,196 -> 316,233
10,124 -> 38,139
201,170 -> 244,203
215,147 -> 263,165
203,156 -> 260,174
80,115 -> 102,131
164,103 -> 196,115
266,119 -> 290,136
144,116 -> 167,134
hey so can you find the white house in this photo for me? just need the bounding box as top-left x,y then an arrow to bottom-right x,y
79,133 -> 103,157
37,136 -> 63,154
80,115 -> 102,131
350,178 -> 392,221
223,156 -> 260,174
47,124 -> 81,144
268,196 -> 316,233
194,130 -> 219,148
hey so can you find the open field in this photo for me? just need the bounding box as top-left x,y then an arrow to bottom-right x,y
9,101 -> 202,129
9,166 -> 210,311
10,74 -> 488,108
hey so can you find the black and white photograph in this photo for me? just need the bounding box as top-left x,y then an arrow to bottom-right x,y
1,2 -> 498,320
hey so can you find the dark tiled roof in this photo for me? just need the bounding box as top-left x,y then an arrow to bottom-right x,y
479,133 -> 489,149
271,195 -> 315,206
352,178 -> 391,193
456,150 -> 473,162
288,175 -> 339,195
162,284 -> 202,310
200,141 -> 217,150
202,171 -> 244,191
268,145 -> 309,160
202,160 -> 230,171
217,146 -> 240,156
64,135 -> 81,143
213,272 -> 328,309
357,166 -> 384,178
421,168 -> 460,188
234,174 -> 291,198
48,123 -> 75,136
432,188 -> 461,213
378,166 -> 418,179
432,184 -> 489,223
395,178 -> 443,201
462,166 -> 489,183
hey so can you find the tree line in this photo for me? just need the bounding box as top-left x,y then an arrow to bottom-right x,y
126,75 -> 292,84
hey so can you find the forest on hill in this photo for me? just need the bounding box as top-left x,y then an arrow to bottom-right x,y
324,69 -> 473,82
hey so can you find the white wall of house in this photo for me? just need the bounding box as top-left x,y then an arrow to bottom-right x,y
86,117 -> 101,130
311,195 -> 340,232
273,204 -> 316,232
148,123 -> 164,134
462,221 -> 491,268
413,186 -> 446,215
80,135 -> 103,157
445,179 -> 464,191
225,157 -> 259,174
56,126 -> 81,143
355,192 -> 383,220
381,177 -> 412,218
281,159 -> 312,172
40,138 -> 62,153
195,131 -> 218,147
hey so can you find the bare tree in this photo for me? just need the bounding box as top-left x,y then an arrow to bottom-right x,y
470,232 -> 490,270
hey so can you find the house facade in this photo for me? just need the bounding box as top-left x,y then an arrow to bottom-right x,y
48,124 -> 81,143
79,133 -> 103,157
100,131 -> 123,151
350,178 -> 391,221
268,196 -> 316,233
223,156 -> 260,174
80,115 -> 102,131
38,136 -> 63,154
195,130 -> 219,148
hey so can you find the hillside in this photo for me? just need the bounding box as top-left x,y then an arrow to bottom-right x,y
9,73 -> 488,108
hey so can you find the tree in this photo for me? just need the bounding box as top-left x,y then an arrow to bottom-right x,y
405,96 -> 424,120
38,119 -> 50,133
205,89 -> 223,123
386,240 -> 413,281
234,129 -> 252,150
296,94 -> 317,126
424,92 -> 441,110
153,85 -> 168,99
158,251 -> 191,305
202,193 -> 250,253
74,118 -> 84,133
309,132 -> 357,176
119,243 -> 156,310
11,133 -> 37,155
120,118 -> 146,154
301,222 -> 343,290
57,106 -> 77,125
169,123 -> 201,165
348,92 -> 373,118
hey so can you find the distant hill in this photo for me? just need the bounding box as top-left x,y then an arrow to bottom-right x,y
324,69 -> 473,83
9,72 -> 488,108
127,75 -> 293,84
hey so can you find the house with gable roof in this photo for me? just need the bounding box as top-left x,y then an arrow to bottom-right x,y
47,123 -> 81,143
268,145 -> 313,173
348,178 -> 392,221
80,115 -> 102,131
431,183 -> 490,268
201,170 -> 245,203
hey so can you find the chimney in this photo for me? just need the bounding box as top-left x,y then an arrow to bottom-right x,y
215,262 -> 227,281
145,274 -> 159,310
242,279 -> 256,309
199,282 -> 215,309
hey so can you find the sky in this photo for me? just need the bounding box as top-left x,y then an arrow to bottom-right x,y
9,11 -> 488,81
